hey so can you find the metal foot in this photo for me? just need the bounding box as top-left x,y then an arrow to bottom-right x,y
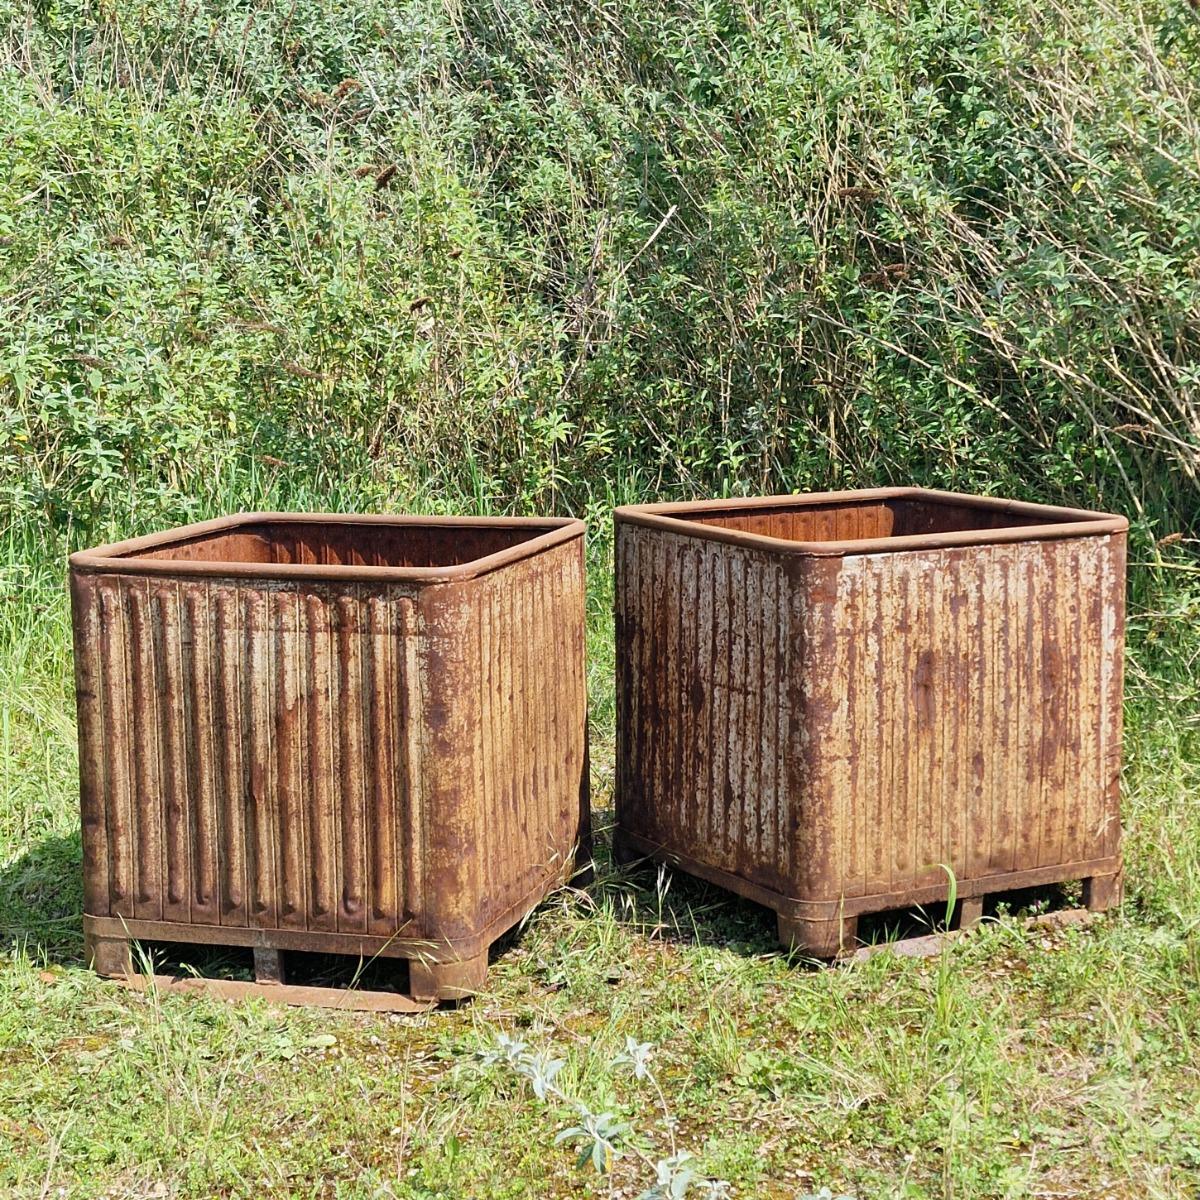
778,913 -> 857,959
408,951 -> 489,1002
253,947 -> 287,985
1082,872 -> 1123,912
610,831 -> 643,868
570,859 -> 596,889
957,897 -> 984,930
86,932 -> 133,978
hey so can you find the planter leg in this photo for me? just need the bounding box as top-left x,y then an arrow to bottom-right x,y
778,913 -> 857,959
253,947 -> 286,985
1083,872 -> 1123,912
570,823 -> 595,889
86,932 -> 133,979
409,952 -> 489,1003
958,897 -> 984,930
570,857 -> 595,890
572,742 -> 594,888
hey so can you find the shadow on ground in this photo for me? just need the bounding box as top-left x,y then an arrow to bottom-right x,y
0,829 -> 564,995
0,831 -> 86,965
592,812 -> 1077,961
1,818 -> 1078,986
588,813 -> 784,957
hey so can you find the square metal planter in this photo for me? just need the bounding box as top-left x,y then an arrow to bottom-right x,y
71,513 -> 589,1001
613,488 -> 1126,956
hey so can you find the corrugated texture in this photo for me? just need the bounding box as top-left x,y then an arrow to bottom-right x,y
617,527 -> 794,895
615,493 -> 1125,925
75,577 -> 423,934
72,519 -> 588,967
470,541 -> 589,930
795,535 -> 1125,902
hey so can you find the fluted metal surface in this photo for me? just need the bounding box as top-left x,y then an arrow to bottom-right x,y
794,536 -> 1124,901
617,532 -> 794,894
76,577 -> 422,932
469,542 -> 589,930
615,490 -> 1125,920
72,519 -> 588,962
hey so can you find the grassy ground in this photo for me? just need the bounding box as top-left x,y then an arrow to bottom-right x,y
2,521 -> 1199,1200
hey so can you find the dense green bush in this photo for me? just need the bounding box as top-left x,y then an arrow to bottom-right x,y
2,0 -> 1198,546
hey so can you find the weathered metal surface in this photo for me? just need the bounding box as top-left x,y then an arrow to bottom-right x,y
614,487 -> 1127,957
71,513 -> 590,1001
106,971 -> 436,1013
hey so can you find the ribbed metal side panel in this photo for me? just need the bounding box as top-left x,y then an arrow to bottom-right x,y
75,578 -> 423,937
466,539 -> 587,929
616,525 -> 793,894
797,536 -> 1124,899
616,511 -> 1124,913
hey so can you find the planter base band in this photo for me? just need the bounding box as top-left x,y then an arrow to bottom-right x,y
99,970 -> 436,1013
84,867 -> 572,1003
614,830 -> 1122,957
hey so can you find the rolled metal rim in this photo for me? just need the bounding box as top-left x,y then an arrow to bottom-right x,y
70,512 -> 586,583
614,486 -> 1127,557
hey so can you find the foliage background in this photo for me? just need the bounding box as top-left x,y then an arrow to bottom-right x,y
3,0 -> 1199,542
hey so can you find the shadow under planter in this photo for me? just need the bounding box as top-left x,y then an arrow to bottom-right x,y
613,487 -> 1127,958
70,512 -> 590,1003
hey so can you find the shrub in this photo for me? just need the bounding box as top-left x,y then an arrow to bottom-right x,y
1,0 -> 1198,548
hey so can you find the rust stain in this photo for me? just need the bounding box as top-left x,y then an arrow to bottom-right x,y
614,487 -> 1127,958
71,513 -> 590,1002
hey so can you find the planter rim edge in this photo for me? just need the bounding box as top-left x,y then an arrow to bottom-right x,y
614,486 -> 1127,557
69,512 -> 585,583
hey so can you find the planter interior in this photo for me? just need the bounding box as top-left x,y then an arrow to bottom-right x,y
120,518 -> 550,570
632,490 -> 1115,549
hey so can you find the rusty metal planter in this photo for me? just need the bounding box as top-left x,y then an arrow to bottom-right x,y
70,513 -> 589,1001
614,488 -> 1126,956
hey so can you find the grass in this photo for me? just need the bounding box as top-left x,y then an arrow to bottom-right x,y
2,516 -> 1200,1199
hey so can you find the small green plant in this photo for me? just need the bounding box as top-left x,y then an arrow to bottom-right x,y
480,1033 -> 731,1198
